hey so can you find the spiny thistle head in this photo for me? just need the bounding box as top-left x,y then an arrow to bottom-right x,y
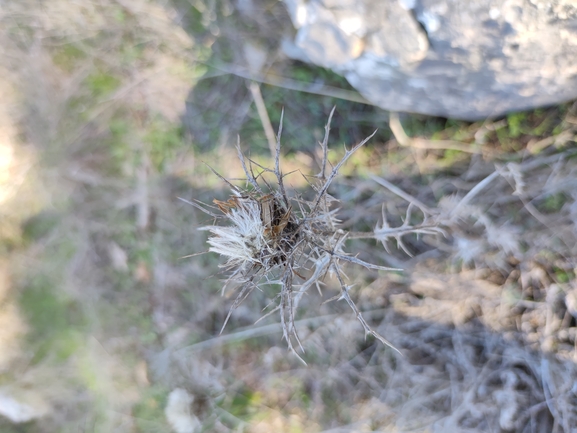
186,108 -> 409,362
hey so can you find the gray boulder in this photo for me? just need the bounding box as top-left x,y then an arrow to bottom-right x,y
282,0 -> 577,120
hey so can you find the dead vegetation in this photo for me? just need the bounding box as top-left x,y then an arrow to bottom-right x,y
189,110 -> 416,361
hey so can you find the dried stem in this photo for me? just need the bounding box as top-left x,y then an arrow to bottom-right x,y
248,81 -> 277,157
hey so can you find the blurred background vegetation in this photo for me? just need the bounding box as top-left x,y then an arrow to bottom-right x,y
0,0 -> 575,432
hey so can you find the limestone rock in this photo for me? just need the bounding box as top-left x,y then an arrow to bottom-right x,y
283,0 -> 577,119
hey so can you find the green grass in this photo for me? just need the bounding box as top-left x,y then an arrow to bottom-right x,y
553,267 -> 574,284
145,119 -> 186,172
85,70 -> 121,98
19,279 -> 85,364
132,386 -> 172,433
52,43 -> 87,72
539,192 -> 567,213
21,211 -> 61,243
507,112 -> 527,138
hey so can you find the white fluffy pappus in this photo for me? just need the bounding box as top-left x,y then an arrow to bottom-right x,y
164,388 -> 200,433
200,196 -> 267,270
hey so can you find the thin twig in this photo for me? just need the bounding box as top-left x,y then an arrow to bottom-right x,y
236,138 -> 264,194
248,81 -> 277,158
176,309 -> 389,354
202,162 -> 241,193
332,263 -> 401,354
274,109 -> 290,208
177,197 -> 221,218
389,111 -> 481,154
319,106 -> 336,181
369,174 -> 434,215
311,130 -> 377,215
450,171 -> 500,217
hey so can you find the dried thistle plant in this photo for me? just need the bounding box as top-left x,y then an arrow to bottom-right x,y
186,108 -> 439,361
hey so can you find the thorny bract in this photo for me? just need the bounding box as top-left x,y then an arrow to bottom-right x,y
187,108 -> 437,361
